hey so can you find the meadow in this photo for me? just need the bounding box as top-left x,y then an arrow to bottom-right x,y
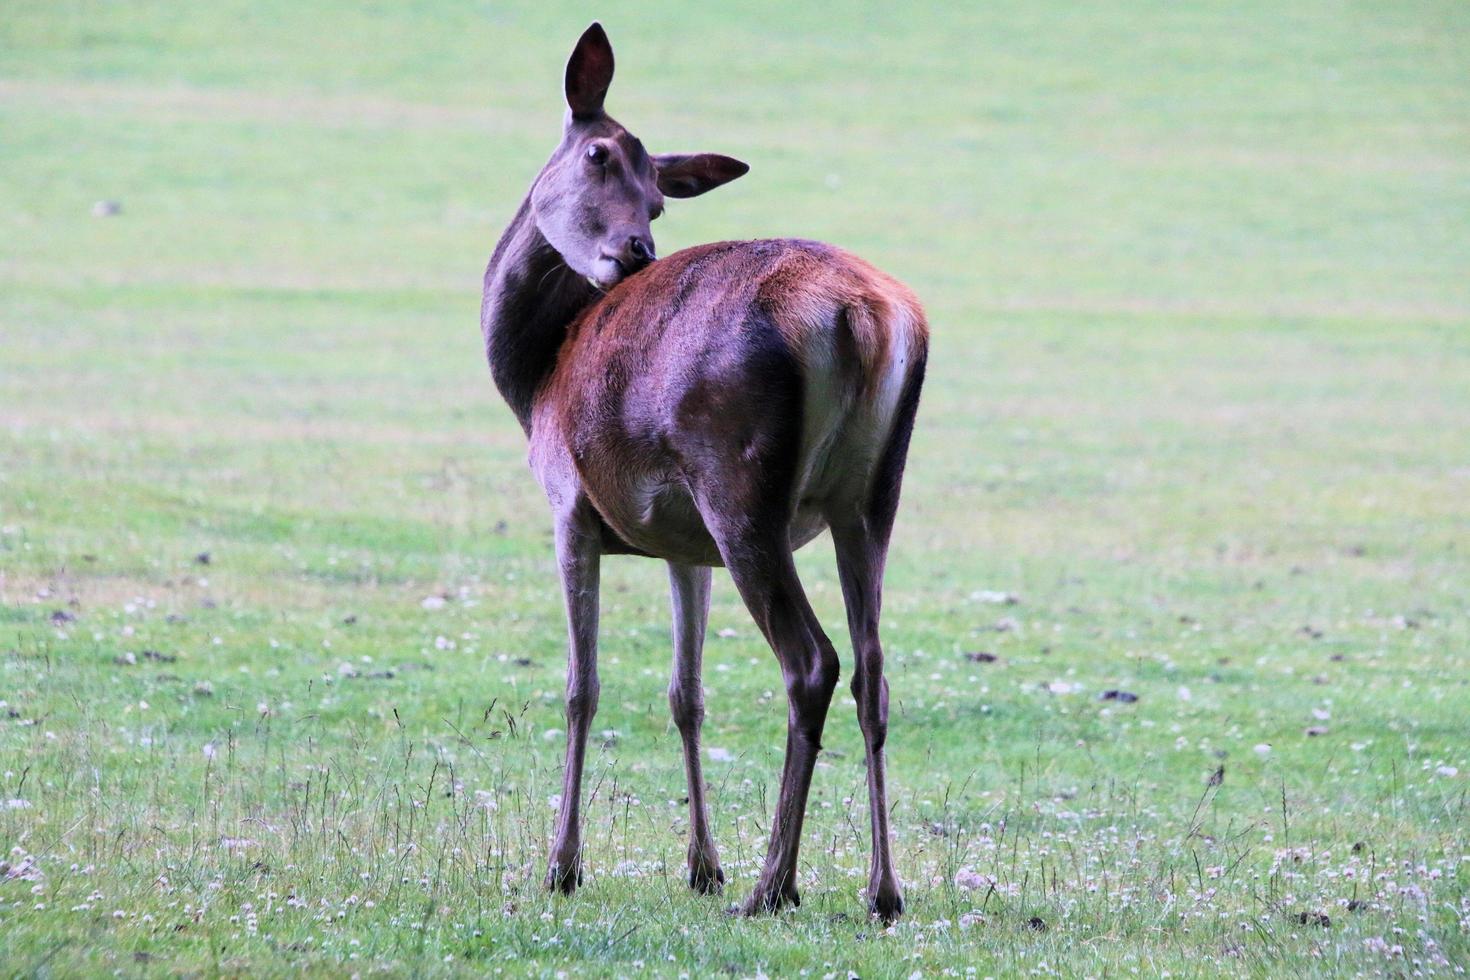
2,1 -> 1468,975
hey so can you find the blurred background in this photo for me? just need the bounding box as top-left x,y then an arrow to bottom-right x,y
5,0 -> 1466,569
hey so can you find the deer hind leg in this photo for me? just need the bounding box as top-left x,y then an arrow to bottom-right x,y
545,506 -> 601,894
667,561 -> 724,894
828,353 -> 925,923
830,516 -> 903,923
682,310 -> 838,914
709,530 -> 839,916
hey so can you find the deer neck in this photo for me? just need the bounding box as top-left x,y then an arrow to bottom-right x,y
480,196 -> 599,434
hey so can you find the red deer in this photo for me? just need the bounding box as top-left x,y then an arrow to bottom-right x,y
479,23 -> 927,921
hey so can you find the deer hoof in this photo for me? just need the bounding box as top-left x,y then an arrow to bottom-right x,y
689,861 -> 725,896
735,880 -> 800,916
867,886 -> 905,924
544,859 -> 582,895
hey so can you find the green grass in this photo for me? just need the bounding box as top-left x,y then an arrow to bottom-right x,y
2,1 -> 1469,975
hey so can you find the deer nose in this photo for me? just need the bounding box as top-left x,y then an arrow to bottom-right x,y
626,235 -> 654,266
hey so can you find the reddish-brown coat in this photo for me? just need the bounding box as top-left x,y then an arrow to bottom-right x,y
532,238 -> 927,565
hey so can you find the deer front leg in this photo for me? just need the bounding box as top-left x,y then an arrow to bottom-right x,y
545,510 -> 601,894
667,562 -> 723,894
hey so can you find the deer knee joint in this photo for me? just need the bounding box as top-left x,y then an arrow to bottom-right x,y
786,647 -> 839,725
565,678 -> 600,720
850,652 -> 884,699
668,686 -> 705,732
852,669 -> 888,744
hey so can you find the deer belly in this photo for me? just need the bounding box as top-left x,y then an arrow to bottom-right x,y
592,470 -> 832,566
594,473 -> 724,566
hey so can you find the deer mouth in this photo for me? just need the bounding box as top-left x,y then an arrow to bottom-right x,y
590,250 -> 654,291
589,253 -> 627,290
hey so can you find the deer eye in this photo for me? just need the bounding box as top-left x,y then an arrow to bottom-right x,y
586,143 -> 609,165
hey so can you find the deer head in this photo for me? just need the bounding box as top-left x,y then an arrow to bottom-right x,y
529,23 -> 750,290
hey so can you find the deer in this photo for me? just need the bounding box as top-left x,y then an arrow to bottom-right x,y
479,23 -> 928,922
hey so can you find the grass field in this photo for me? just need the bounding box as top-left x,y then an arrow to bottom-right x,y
3,1 -> 1469,975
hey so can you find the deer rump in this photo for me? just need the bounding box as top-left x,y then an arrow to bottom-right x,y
532,238 -> 927,567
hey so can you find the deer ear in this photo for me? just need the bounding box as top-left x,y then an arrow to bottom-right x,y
565,23 -> 614,119
653,153 -> 750,199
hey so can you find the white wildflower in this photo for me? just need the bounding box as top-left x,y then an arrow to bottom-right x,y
953,866 -> 992,891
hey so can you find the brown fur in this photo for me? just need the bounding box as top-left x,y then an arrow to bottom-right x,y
533,239 -> 926,565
